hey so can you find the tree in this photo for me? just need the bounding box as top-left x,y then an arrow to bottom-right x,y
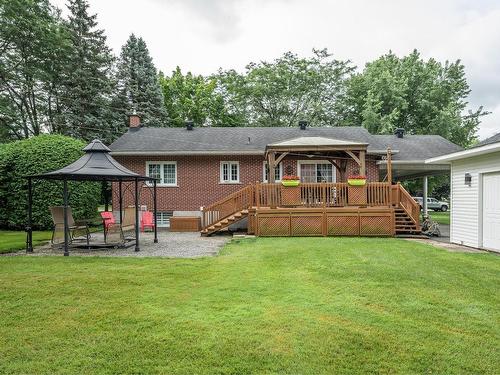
160,67 -> 234,127
61,0 -> 115,142
112,34 -> 167,130
0,0 -> 70,140
341,50 -> 488,147
214,49 -> 354,127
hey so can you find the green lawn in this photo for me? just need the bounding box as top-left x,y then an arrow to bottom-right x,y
429,211 -> 450,225
0,238 -> 499,374
0,230 -> 52,254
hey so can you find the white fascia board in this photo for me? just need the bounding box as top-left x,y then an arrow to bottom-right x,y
425,142 -> 500,164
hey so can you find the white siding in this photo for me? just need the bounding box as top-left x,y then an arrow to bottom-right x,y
450,151 -> 500,248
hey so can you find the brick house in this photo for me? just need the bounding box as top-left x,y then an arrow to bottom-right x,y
109,116 -> 461,228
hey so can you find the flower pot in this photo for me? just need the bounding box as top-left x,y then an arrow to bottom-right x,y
347,178 -> 366,186
282,180 -> 300,187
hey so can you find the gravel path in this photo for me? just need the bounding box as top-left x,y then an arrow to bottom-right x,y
5,231 -> 231,258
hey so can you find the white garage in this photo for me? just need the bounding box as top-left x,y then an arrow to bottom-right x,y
426,133 -> 500,252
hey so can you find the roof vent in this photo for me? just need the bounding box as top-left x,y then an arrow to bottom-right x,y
185,120 -> 194,131
299,120 -> 308,130
394,128 -> 405,138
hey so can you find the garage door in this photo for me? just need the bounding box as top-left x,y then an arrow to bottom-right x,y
483,172 -> 500,251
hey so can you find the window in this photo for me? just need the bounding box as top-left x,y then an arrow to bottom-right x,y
220,161 -> 239,183
263,161 -> 282,182
146,161 -> 177,186
298,161 -> 335,183
155,211 -> 173,227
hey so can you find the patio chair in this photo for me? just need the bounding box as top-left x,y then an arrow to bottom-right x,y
140,211 -> 155,232
105,206 -> 136,245
50,206 -> 90,247
100,211 -> 116,241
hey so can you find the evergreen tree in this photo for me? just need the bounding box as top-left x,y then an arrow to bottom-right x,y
113,34 -> 167,128
62,0 -> 115,141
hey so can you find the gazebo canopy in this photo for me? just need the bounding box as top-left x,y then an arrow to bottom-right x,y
30,139 -> 153,182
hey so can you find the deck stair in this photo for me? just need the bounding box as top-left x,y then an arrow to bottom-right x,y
394,207 -> 420,235
201,185 -> 254,237
201,209 -> 249,236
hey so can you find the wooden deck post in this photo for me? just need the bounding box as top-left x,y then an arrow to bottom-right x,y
268,151 -> 276,184
359,150 -> 366,176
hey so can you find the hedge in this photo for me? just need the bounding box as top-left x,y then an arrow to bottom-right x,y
0,135 -> 100,230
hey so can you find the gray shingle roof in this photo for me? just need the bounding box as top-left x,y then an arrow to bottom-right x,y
373,134 -> 463,160
472,132 -> 500,148
110,126 -> 462,161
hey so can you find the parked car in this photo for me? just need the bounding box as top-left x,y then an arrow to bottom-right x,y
413,197 -> 449,212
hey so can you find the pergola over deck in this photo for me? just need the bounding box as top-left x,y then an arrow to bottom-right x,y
26,139 -> 158,256
264,136 -> 392,182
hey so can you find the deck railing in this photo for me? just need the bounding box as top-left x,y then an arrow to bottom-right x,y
201,182 -> 420,230
201,185 -> 254,229
366,182 -> 391,206
392,183 -> 421,230
255,182 -> 392,208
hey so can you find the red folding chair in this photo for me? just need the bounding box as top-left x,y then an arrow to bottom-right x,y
100,211 -> 116,240
141,211 -> 155,232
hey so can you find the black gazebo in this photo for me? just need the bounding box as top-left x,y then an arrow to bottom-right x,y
26,139 -> 158,256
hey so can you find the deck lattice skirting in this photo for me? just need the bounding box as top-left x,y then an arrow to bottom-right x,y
252,207 -> 394,237
201,182 -> 420,237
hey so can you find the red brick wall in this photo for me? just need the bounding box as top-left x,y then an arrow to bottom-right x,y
113,154 -> 380,211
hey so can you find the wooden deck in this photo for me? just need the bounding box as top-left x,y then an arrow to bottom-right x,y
201,182 -> 420,237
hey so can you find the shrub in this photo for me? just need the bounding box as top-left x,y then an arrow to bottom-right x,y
0,135 -> 100,230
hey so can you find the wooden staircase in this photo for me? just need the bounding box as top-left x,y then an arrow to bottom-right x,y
394,207 -> 420,235
201,209 -> 249,236
393,183 -> 422,235
201,185 -> 254,237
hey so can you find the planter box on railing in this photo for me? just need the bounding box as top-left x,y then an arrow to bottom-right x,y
347,178 -> 367,186
281,180 -> 300,187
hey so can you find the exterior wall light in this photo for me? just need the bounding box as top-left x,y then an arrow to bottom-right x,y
465,173 -> 472,186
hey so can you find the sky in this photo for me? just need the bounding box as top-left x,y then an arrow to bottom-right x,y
51,0 -> 500,139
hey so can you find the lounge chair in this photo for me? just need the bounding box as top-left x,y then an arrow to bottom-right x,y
105,206 -> 136,245
100,211 -> 116,241
140,211 -> 155,232
50,206 -> 90,247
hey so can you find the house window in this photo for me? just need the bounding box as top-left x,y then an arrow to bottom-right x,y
298,161 -> 335,183
155,211 -> 173,227
220,161 -> 239,183
146,162 -> 177,186
263,161 -> 282,182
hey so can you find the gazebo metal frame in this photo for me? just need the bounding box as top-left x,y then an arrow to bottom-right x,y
25,139 -> 158,256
